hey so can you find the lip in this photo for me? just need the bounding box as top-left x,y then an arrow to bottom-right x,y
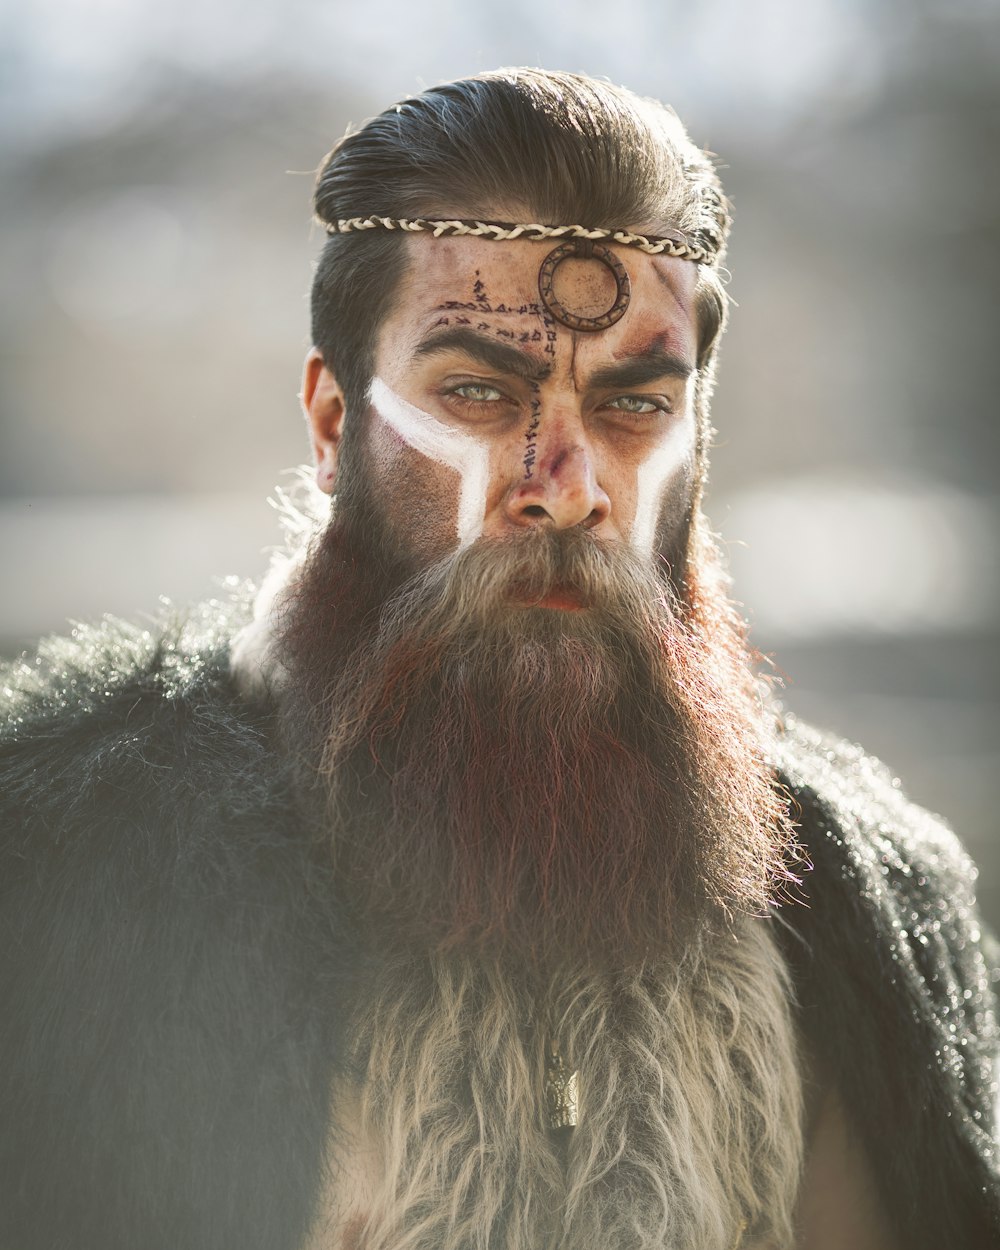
516,586 -> 587,612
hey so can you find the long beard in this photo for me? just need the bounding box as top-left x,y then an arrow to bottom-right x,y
275,515 -> 796,968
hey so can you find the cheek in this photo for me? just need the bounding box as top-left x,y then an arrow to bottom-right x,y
652,457 -> 696,571
626,415 -> 696,556
364,419 -> 464,562
368,379 -> 491,552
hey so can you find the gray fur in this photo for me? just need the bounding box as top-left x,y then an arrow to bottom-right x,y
308,921 -> 802,1250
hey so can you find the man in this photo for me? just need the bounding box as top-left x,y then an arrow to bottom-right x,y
1,68 -> 997,1250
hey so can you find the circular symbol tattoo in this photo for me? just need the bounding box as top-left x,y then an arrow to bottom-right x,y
537,239 -> 631,332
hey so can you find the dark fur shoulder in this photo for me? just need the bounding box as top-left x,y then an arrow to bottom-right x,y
7,612 -> 998,1247
775,715 -> 1000,1248
0,599 -> 358,1250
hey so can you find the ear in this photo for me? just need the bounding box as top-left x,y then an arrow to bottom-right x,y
301,347 -> 346,495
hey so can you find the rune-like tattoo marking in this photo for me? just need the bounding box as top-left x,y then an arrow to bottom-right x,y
523,387 -> 541,479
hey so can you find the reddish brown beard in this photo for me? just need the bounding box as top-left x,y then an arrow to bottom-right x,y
275,518 -> 797,969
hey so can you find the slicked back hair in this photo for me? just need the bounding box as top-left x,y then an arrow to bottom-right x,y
310,69 -> 732,522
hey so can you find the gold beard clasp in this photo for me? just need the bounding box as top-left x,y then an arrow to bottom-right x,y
544,1040 -> 579,1130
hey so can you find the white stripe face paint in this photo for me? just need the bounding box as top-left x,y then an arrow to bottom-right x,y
630,375 -> 698,555
369,377 -> 491,549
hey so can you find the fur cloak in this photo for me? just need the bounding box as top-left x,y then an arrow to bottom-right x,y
1,591 -> 998,1249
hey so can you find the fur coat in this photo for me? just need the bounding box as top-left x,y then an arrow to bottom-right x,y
1,592 -> 998,1249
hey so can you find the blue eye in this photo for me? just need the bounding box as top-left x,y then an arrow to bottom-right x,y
607,395 -> 668,415
452,383 -> 505,402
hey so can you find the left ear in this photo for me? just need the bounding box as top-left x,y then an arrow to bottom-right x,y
301,347 -> 346,495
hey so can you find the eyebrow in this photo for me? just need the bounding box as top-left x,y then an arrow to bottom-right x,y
586,349 -> 695,392
413,327 -> 694,392
413,327 -> 552,383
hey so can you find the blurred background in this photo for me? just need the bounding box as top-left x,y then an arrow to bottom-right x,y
1,0 -> 997,924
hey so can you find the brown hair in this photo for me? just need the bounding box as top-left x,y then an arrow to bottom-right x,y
310,69 -> 731,437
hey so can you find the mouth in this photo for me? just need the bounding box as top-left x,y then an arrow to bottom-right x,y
514,584 -> 588,612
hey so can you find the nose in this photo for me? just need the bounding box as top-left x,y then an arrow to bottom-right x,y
504,429 -> 611,531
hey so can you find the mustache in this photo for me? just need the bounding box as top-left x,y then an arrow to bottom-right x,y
371,527 -> 682,643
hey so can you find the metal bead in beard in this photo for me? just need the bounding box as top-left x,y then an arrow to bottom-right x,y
537,238 -> 631,332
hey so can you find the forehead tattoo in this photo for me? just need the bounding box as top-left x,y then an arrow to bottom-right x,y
537,239 -> 631,332
330,215 -> 713,333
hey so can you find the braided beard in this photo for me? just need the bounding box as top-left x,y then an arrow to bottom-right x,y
275,511 -> 795,969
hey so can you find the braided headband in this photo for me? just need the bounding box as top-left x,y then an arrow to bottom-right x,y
326,216 -> 713,333
326,216 -> 715,265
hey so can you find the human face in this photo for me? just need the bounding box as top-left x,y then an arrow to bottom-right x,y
319,232 -> 701,579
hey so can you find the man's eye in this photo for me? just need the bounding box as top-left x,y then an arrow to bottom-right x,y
451,383 -> 505,403
606,395 -> 667,416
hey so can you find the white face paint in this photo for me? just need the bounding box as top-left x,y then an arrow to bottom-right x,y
369,376 -> 491,549
630,374 -> 697,556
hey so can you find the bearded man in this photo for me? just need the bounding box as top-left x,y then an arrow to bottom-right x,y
1,69 -> 997,1250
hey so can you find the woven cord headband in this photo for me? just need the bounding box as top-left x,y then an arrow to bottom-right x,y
326,216 -> 716,265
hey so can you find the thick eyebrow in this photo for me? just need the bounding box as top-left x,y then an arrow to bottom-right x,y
413,327 -> 552,383
586,349 -> 695,393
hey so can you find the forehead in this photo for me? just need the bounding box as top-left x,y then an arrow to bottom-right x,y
381,233 -> 700,363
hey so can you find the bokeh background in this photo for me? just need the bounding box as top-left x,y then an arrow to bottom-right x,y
2,0 -> 997,924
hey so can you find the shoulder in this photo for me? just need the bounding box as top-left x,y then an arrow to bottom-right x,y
0,583 -> 288,858
0,589 -> 357,1250
0,585 -> 313,953
1,579 -> 259,751
774,713 -> 997,1055
772,715 -> 1000,1245
775,715 -> 980,907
